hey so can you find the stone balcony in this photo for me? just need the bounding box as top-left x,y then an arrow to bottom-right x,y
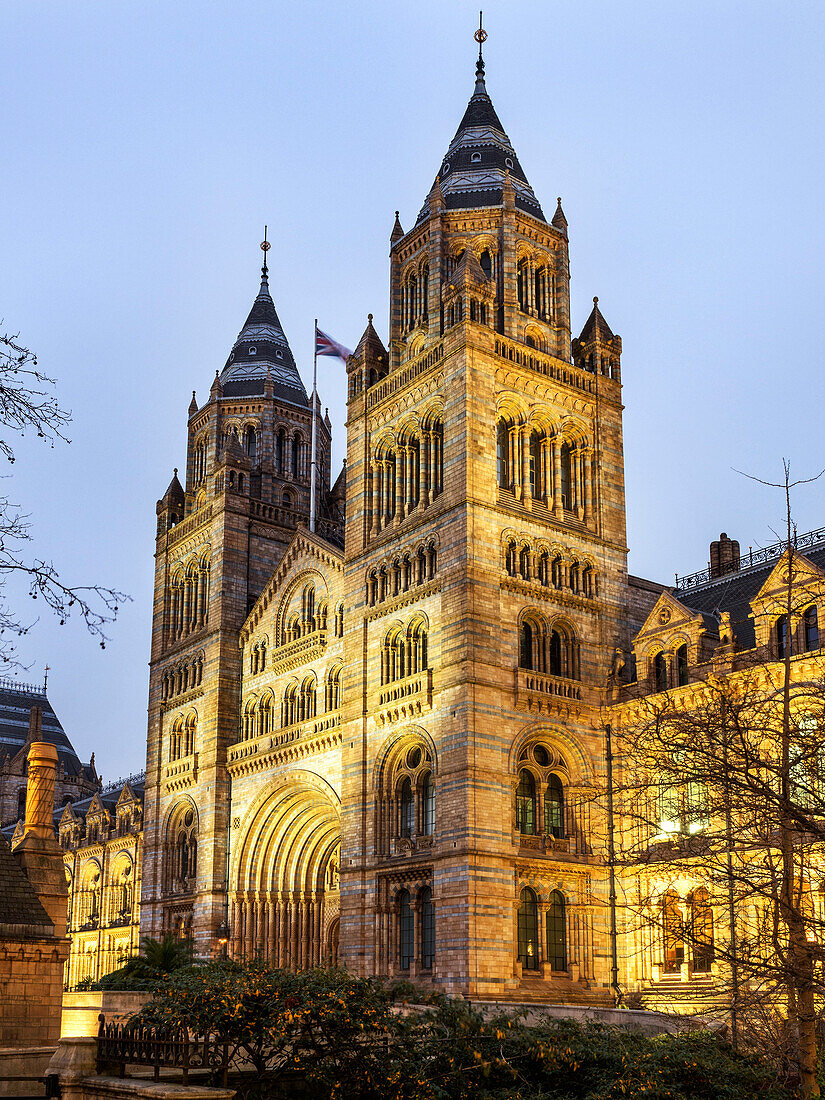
375,669 -> 433,726
163,752 -> 198,793
227,712 -> 341,776
270,629 -> 327,674
515,667 -> 584,715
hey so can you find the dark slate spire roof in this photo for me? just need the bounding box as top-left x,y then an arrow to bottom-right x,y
416,50 -> 545,226
578,297 -> 615,343
0,680 -> 86,779
354,315 -> 387,361
220,263 -> 308,405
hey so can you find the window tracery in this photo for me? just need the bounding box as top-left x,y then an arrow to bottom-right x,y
514,742 -> 570,842
381,617 -> 428,684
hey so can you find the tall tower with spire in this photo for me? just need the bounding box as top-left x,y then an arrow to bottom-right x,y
141,245 -> 339,947
340,30 -> 629,998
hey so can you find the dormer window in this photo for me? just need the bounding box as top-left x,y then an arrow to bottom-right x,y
505,157 -> 514,168
276,350 -> 283,359
471,152 -> 481,163
442,162 -> 450,174
248,346 -> 257,355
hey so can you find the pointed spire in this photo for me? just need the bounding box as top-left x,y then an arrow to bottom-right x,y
502,167 -> 515,209
428,176 -> 444,215
220,239 -> 307,402
579,296 -> 615,344
354,313 -> 387,362
552,197 -> 568,234
188,390 -> 198,417
162,468 -> 184,505
211,370 -> 223,400
390,211 -> 404,243
414,20 -> 545,226
474,11 -> 488,93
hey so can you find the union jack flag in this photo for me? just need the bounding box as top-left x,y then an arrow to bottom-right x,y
315,327 -> 352,361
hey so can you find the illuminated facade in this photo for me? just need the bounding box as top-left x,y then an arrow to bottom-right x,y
138,45 -> 824,1006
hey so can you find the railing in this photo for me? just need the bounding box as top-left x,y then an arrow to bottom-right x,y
227,712 -> 341,766
367,341 -> 444,408
0,676 -> 47,696
101,770 -> 146,795
516,667 -> 583,703
164,754 -> 197,791
271,629 -> 327,673
249,500 -> 302,526
675,526 -> 825,592
167,504 -> 212,547
97,1014 -> 229,1085
378,669 -> 432,708
494,337 -> 597,394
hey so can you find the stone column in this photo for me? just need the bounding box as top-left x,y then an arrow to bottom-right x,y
521,426 -> 532,503
552,438 -> 562,516
583,447 -> 593,524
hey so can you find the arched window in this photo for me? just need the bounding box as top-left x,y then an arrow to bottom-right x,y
17,787 -> 26,821
653,652 -> 668,692
420,887 -> 435,969
545,774 -> 564,838
804,606 -> 819,652
519,621 -> 534,670
398,890 -> 413,969
545,891 -> 567,971
496,419 -> 511,489
326,665 -> 342,711
559,443 -> 573,509
399,777 -> 414,838
517,259 -> 529,313
517,887 -> 539,970
662,890 -> 684,973
776,614 -> 788,660
479,249 -> 492,278
676,644 -> 689,687
516,769 -> 537,834
334,603 -> 344,637
244,426 -> 257,462
291,435 -> 301,480
548,631 -> 562,676
300,675 -> 316,721
421,772 -> 435,836
690,888 -> 714,974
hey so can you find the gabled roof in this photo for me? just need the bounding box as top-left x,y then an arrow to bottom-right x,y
675,540 -> 825,650
415,53 -> 545,226
220,264 -> 308,404
633,590 -> 716,647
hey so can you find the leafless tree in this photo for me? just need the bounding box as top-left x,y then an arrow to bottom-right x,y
609,463 -> 825,1097
0,331 -> 127,667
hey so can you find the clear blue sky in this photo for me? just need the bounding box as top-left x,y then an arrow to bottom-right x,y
3,1 -> 823,780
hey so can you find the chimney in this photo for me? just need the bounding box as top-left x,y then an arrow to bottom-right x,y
13,739 -> 67,936
710,533 -> 740,579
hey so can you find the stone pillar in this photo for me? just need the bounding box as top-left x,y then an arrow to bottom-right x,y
552,439 -> 562,516
15,737 -> 68,937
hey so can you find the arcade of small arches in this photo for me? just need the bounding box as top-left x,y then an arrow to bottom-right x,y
504,537 -> 597,599
368,415 -> 444,537
229,778 -> 340,969
241,664 -> 343,739
67,852 -> 135,934
519,612 -> 581,681
192,423 -> 259,488
168,556 -> 210,641
648,644 -> 691,693
496,412 -> 593,520
366,539 -> 437,606
276,579 -> 336,647
161,653 -> 205,700
516,252 -> 557,324
380,616 -> 429,686
169,711 -> 197,762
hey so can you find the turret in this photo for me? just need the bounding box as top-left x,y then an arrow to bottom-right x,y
572,297 -> 622,382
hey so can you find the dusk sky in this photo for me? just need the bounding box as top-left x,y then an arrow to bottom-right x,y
3,0 -> 823,781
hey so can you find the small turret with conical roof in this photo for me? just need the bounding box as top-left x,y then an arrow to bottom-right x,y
552,197 -> 568,235
156,468 -> 185,534
572,297 -> 622,381
347,314 -> 388,400
390,211 -> 404,244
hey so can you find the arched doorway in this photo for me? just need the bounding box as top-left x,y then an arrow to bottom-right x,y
231,774 -> 340,969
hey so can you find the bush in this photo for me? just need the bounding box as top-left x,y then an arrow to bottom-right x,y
130,962 -> 789,1100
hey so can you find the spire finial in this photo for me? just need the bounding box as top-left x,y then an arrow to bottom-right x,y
260,225 -> 271,278
43,665 -> 49,694
593,296 -> 599,306
368,313 -> 373,324
474,12 -> 487,91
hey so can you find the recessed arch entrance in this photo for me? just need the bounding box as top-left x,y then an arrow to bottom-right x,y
230,773 -> 340,969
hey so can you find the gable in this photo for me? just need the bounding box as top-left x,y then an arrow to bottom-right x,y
751,548 -> 825,614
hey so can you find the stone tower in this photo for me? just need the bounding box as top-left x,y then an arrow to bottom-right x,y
141,253 -> 335,950
339,45 -> 630,998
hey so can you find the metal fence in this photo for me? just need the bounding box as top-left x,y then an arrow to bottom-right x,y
96,1013 -> 229,1084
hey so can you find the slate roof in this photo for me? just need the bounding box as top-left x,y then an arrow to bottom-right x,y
220,267 -> 309,404
0,681 -> 88,778
578,298 -> 615,344
675,541 -> 825,650
0,831 -> 52,932
415,54 -> 546,226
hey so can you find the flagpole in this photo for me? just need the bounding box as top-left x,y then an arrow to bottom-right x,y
309,319 -> 318,534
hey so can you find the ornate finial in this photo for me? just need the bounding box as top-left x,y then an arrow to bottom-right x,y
260,225 -> 271,277
174,467 -> 178,477
368,313 -> 373,324
593,296 -> 599,306
474,11 -> 487,90
43,665 -> 49,693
